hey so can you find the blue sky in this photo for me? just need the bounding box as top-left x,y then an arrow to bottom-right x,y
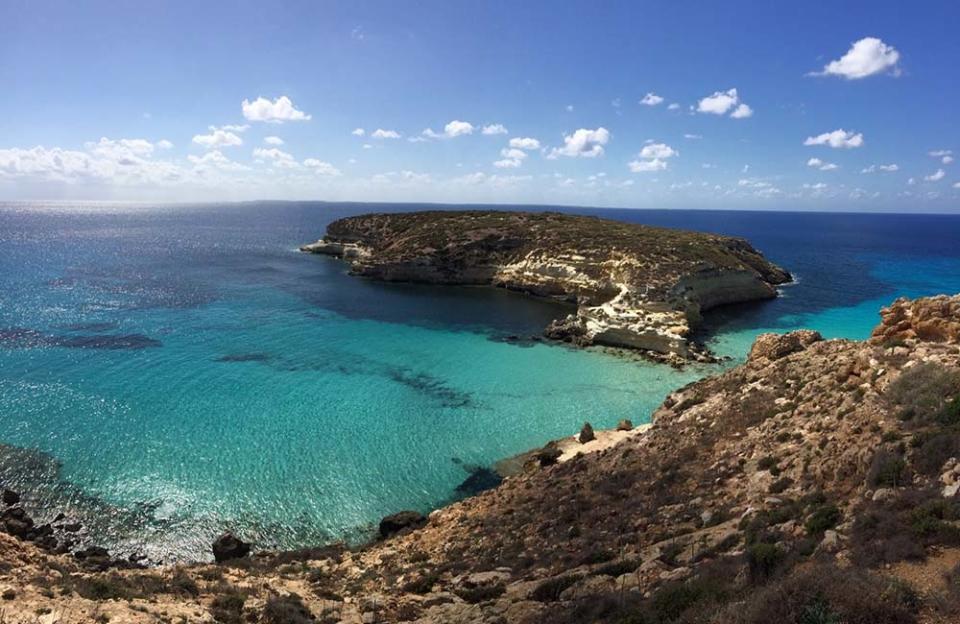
1,0 -> 959,210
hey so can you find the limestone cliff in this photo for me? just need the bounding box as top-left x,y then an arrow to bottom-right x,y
301,211 -> 791,360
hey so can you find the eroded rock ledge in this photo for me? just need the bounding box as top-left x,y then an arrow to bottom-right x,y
301,210 -> 791,360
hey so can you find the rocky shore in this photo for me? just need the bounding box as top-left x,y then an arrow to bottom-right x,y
3,294 -> 960,623
301,211 -> 791,362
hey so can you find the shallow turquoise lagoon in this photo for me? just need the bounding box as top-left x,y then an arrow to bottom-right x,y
2,202 -> 959,560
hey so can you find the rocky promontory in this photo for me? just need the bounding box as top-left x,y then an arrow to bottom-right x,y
301,211 -> 791,360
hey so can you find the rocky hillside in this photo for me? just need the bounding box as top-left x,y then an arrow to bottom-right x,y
301,211 -> 791,360
3,294 -> 960,624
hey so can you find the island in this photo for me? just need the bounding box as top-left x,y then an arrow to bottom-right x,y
301,210 -> 791,361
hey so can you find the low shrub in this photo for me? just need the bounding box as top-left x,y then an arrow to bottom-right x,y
262,593 -> 315,624
805,504 -> 842,535
886,362 -> 960,424
530,574 -> 582,602
746,543 -> 785,580
867,450 -> 908,488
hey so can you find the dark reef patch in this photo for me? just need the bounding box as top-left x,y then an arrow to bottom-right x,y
61,321 -> 120,333
454,466 -> 503,497
215,353 -> 272,363
0,327 -> 161,350
387,368 -> 474,408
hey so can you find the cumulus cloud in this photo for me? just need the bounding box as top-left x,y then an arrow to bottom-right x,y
804,129 -> 864,149
944,156 -> 955,165
423,120 -> 475,139
86,137 -> 156,159
352,128 -> 365,136
264,136 -> 284,145
371,129 -> 401,139
930,149 -> 953,157
193,128 -> 244,149
925,168 -> 946,182
302,159 -> 342,176
481,124 -> 508,135
696,89 -> 753,119
807,157 -> 838,171
156,140 -> 174,150
494,147 -> 528,168
812,37 -> 901,79
639,143 -> 678,159
547,127 -> 610,158
667,103 -> 680,111
629,142 -> 677,172
509,137 -> 541,150
188,150 -> 248,171
861,163 -> 899,173
0,141 -> 182,186
695,89 -> 753,119
640,93 -> 664,106
493,158 -> 522,169
628,158 -> 667,172
241,96 -> 311,122
730,104 -> 753,119
252,147 -> 297,167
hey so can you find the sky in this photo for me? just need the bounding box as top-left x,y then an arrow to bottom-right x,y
1,0 -> 959,211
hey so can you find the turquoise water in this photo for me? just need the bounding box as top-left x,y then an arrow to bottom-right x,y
2,202 -> 960,561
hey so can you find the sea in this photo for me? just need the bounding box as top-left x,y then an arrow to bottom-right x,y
1,201 -> 959,562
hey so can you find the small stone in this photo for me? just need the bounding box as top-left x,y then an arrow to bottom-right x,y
578,422 -> 595,444
659,566 -> 691,582
1,586 -> 15,600
872,488 -> 897,502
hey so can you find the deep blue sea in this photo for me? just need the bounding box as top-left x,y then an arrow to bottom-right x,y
2,201 -> 960,562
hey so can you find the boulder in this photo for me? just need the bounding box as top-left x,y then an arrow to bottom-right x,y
578,422 -> 596,444
616,419 -> 634,431
748,330 -> 822,362
1,507 -> 33,538
535,443 -> 563,467
1,489 -> 19,505
212,532 -> 251,562
378,511 -> 426,539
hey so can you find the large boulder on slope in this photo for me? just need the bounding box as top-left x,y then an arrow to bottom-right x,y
212,532 -> 252,562
379,511 -> 427,539
748,330 -> 822,362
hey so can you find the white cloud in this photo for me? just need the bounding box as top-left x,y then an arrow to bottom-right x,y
264,136 -> 284,145
954,182 -> 960,189
371,129 -> 401,139
302,159 -> 342,176
639,143 -> 678,159
944,156 -> 955,165
697,88 -> 753,118
862,163 -> 899,173
640,93 -> 664,106
252,147 -> 297,167
241,96 -> 311,123
500,148 -> 527,160
444,120 -> 474,137
423,120 -> 475,139
684,134 -> 702,140
493,158 -> 522,169
813,37 -> 901,80
188,150 -> 248,171
509,137 -> 541,150
565,104 -> 574,112
547,127 -> 610,158
156,140 -> 174,150
930,149 -> 953,157
86,137 -> 156,159
807,157 -> 838,171
667,103 -> 680,111
193,128 -> 243,149
628,158 -> 667,172
804,129 -> 864,149
220,124 -> 250,133
351,128 -> 365,136
481,124 -> 508,135
925,168 -> 946,182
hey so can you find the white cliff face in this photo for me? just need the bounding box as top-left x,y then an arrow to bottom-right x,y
300,211 -> 791,361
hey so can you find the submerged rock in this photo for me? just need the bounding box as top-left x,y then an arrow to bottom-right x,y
1,489 -> 19,505
455,467 -> 503,497
535,443 -> 563,467
212,532 -> 252,562
379,511 -> 426,539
